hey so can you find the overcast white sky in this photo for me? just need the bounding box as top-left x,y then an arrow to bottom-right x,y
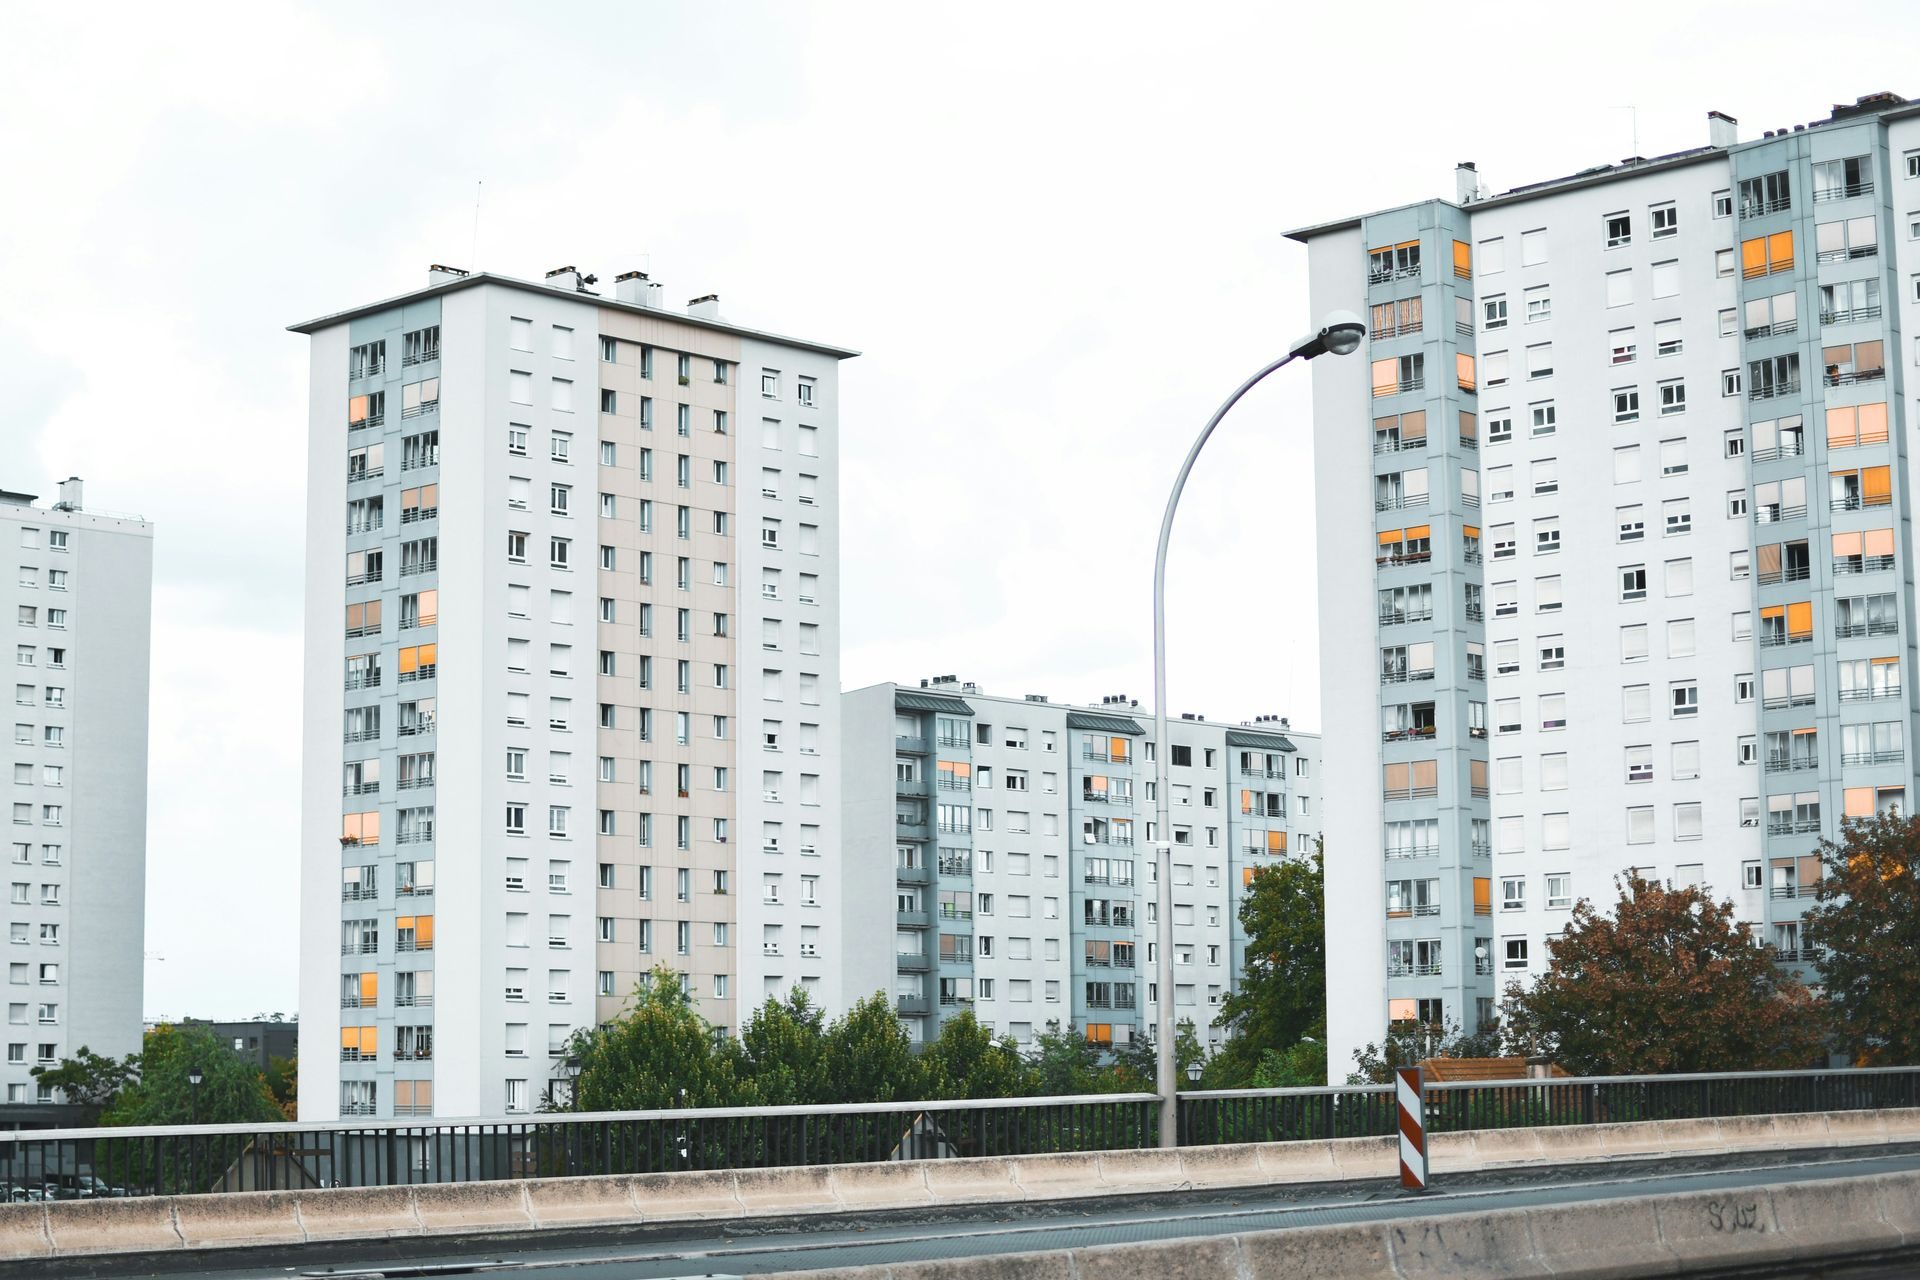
6,1 -> 1919,1018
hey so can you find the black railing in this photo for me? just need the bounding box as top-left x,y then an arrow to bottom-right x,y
1178,1066 -> 1920,1146
9,1066 -> 1920,1196
0,1094 -> 1161,1195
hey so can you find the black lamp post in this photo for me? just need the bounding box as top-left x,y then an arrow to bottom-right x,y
187,1065 -> 204,1124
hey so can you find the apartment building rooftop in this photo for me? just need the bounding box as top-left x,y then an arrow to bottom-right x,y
1287,91 -> 1916,243
287,267 -> 861,360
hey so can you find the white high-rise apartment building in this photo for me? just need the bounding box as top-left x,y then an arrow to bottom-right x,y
0,479 -> 150,1114
843,678 -> 1319,1054
294,266 -> 855,1120
1299,93 -> 1920,1075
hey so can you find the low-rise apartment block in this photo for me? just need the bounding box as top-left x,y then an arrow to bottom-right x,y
844,678 -> 1319,1052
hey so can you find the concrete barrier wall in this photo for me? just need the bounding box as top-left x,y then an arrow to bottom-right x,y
762,1168 -> 1920,1280
2,1106 -> 1917,1260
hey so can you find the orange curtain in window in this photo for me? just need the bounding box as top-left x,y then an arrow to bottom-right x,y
1374,414 -> 1399,434
1109,737 -> 1129,762
1242,867 -> 1256,887
1470,759 -> 1488,789
1453,240 -> 1471,277
1087,774 -> 1108,793
1768,230 -> 1793,271
1832,532 -> 1863,557
1756,544 -> 1783,577
1786,602 -> 1812,639
1383,763 -> 1410,794
418,643 -> 436,667
340,1027 -> 359,1052
1267,830 -> 1286,852
1378,529 -> 1401,546
1458,411 -> 1475,440
1827,406 -> 1858,448
1473,878 -> 1491,913
1463,525 -> 1480,539
1401,410 -> 1427,440
1388,998 -> 1417,1022
1797,855 -> 1823,886
1845,787 -> 1875,817
359,973 -> 377,1003
1760,604 -> 1785,620
1864,465 -> 1892,505
1240,790 -> 1253,814
1741,237 -> 1767,275
1405,524 -> 1431,542
1865,529 -> 1895,558
348,395 -> 369,424
398,647 -> 419,674
1371,358 -> 1397,397
417,589 -> 437,621
402,488 -> 422,510
1859,402 -> 1889,443
1411,759 -> 1438,791
416,916 -> 434,946
1456,353 -> 1476,390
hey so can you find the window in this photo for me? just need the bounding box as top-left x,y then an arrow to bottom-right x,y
1714,190 -> 1732,218
1612,388 -> 1639,423
1655,319 -> 1683,358
1620,565 -> 1647,601
1525,285 -> 1551,324
1614,445 -> 1639,485
1520,228 -> 1547,266
1721,368 -> 1740,397
1651,259 -> 1679,298
1671,681 -> 1699,718
1659,437 -> 1686,474
1526,343 -> 1552,381
1483,295 -> 1508,329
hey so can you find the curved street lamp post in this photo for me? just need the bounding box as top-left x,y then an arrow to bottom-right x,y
1152,312 -> 1366,1148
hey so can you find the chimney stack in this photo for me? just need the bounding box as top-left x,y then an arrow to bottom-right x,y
54,477 -> 83,512
545,265 -> 583,293
1708,111 -> 1738,149
427,263 -> 469,286
687,294 -> 721,321
615,270 -> 665,309
1455,161 -> 1479,204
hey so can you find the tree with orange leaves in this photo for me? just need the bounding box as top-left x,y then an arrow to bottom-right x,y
1500,876 -> 1826,1075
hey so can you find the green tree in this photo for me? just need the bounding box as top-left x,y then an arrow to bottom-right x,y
30,1045 -> 137,1111
1026,1021 -> 1107,1095
737,989 -> 830,1105
263,1055 -> 297,1121
821,993 -> 923,1103
566,968 -> 749,1111
1346,1019 -> 1502,1085
1803,812 -> 1920,1065
1501,877 -> 1827,1075
101,1024 -> 283,1128
1211,849 -> 1325,1084
921,1010 -> 1032,1099
1247,1017 -> 1328,1088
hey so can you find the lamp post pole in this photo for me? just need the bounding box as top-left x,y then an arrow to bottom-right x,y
1150,314 -> 1366,1150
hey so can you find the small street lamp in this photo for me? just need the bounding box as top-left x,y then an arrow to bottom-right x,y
1186,1061 -> 1204,1085
187,1065 -> 204,1124
1152,311 -> 1367,1149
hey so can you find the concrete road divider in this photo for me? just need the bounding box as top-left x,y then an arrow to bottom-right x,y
4,1106 -> 1919,1260
761,1167 -> 1920,1280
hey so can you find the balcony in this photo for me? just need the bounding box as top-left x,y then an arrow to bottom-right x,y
896,909 -> 930,928
1834,620 -> 1899,640
1744,320 -> 1798,341
393,1046 -> 433,1062
395,993 -> 433,1008
1841,750 -> 1905,767
1381,784 -> 1440,802
401,399 -> 440,420
1384,844 -> 1439,860
1834,556 -> 1896,577
1381,726 -> 1437,743
937,905 -> 974,921
1374,493 -> 1430,513
1814,181 -> 1874,203
895,995 -> 930,1017
1380,669 -> 1435,686
1765,756 -> 1819,774
937,858 -> 972,877
895,864 -> 931,887
895,953 -> 931,972
402,347 -> 441,367
1838,686 -> 1900,702
1821,306 -> 1882,327
1825,368 -> 1886,388
401,505 -> 438,525
1770,884 -> 1820,899
1748,381 -> 1799,403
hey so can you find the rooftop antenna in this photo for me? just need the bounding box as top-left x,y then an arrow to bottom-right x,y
471,179 -> 484,267
1611,105 -> 1639,158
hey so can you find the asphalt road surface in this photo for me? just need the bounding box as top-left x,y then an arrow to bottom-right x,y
24,1143 -> 1920,1280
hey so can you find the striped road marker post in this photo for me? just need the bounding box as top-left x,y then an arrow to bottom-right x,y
1396,1065 -> 1428,1191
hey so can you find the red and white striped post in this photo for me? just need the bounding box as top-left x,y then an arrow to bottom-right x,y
1396,1065 -> 1428,1191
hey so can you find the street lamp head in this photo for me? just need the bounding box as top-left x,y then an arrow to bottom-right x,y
1186,1062 -> 1204,1083
1289,309 -> 1368,361
187,1066 -> 204,1088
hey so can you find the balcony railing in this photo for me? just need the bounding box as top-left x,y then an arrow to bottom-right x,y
1375,493 -> 1430,512
1741,194 -> 1792,218
1750,442 -> 1805,463
1748,381 -> 1799,402
1815,245 -> 1878,265
1834,620 -> 1899,639
1380,669 -> 1435,685
1813,180 -> 1874,202
1744,320 -> 1798,340
403,348 -> 441,366
1384,843 -> 1439,860
1841,750 -> 1904,766
1838,686 -> 1900,702
401,400 -> 440,420
401,506 -> 439,525
1765,756 -> 1820,773
1821,306 -> 1882,326
1381,785 -> 1440,802
1825,368 -> 1886,387
1381,727 -> 1437,743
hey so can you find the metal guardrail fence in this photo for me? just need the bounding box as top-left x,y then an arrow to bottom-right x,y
3,1067 -> 1917,1199
0,1093 -> 1159,1198
1176,1065 -> 1920,1146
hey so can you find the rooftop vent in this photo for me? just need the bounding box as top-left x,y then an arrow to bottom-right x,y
688,294 -> 721,321
545,265 -> 598,293
427,264 -> 469,286
615,270 -> 665,309
1708,111 -> 1738,149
